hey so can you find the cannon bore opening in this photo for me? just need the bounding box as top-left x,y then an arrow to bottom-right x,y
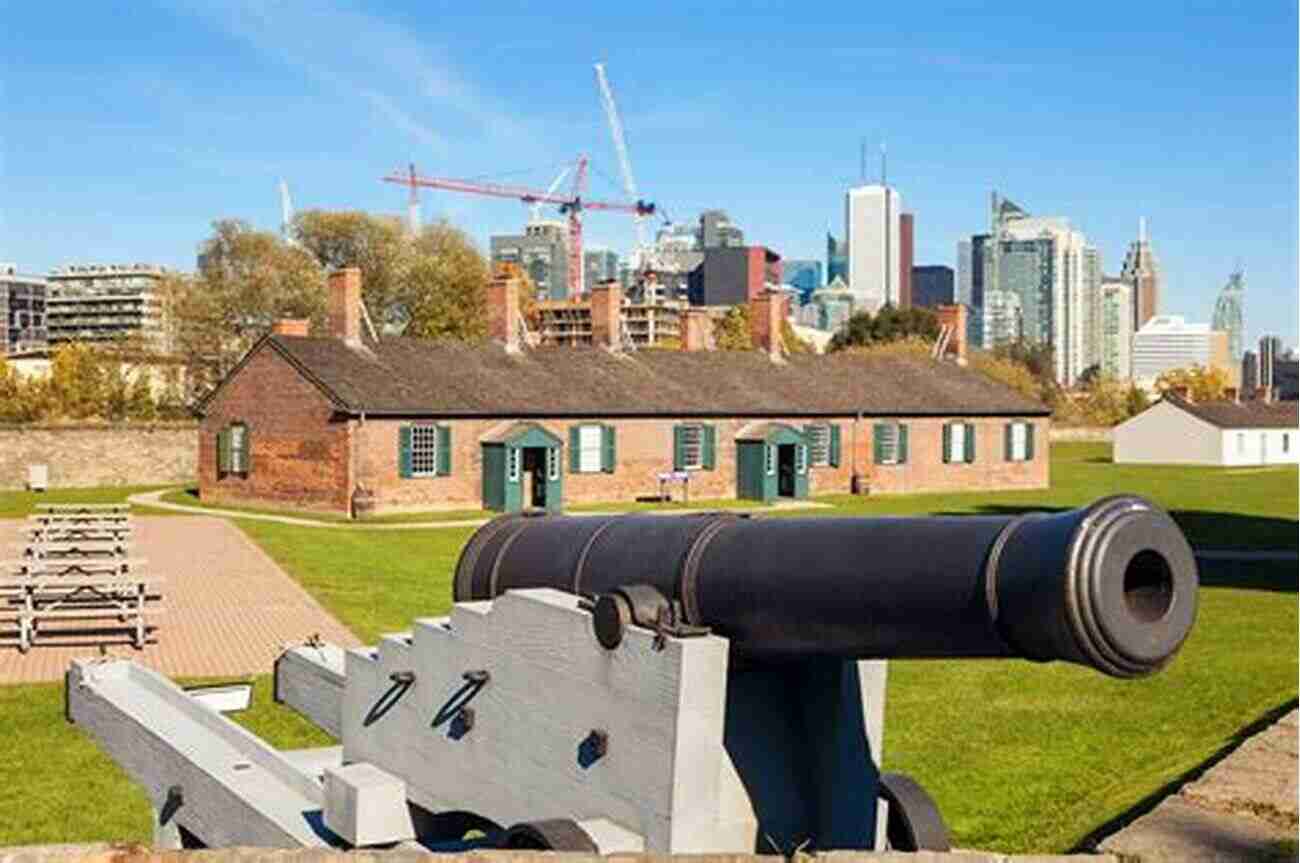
1123,549 -> 1175,623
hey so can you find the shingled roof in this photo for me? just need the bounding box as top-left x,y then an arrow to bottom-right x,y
226,335 -> 1049,419
1165,394 -> 1299,429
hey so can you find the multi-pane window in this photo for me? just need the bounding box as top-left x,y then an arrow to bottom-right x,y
806,424 -> 831,466
546,447 -> 560,481
795,443 -> 807,474
576,425 -> 603,473
507,447 -> 521,482
949,424 -> 966,463
945,422 -> 976,464
229,423 -> 248,474
1236,433 -> 1246,455
680,424 -> 704,470
873,423 -> 907,465
1005,421 -> 1035,462
765,444 -> 775,475
1284,433 -> 1291,454
409,425 -> 440,477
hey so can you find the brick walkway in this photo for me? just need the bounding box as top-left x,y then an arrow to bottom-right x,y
0,517 -> 359,684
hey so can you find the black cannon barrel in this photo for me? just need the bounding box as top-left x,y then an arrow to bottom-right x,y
453,495 -> 1198,678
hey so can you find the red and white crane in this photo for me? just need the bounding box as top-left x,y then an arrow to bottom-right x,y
383,159 -> 655,299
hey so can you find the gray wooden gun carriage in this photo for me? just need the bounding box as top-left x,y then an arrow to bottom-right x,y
67,496 -> 1198,853
5,504 -> 161,651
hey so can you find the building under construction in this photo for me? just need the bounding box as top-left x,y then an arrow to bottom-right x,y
533,280 -> 702,349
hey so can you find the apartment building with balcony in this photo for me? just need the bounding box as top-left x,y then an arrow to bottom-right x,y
44,263 -> 172,349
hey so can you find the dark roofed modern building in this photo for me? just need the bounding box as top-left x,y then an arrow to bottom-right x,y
911,265 -> 955,309
197,269 -> 1050,516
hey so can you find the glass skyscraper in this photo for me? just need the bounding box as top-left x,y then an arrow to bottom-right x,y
782,259 -> 822,305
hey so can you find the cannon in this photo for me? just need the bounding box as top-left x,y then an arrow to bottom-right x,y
455,494 -> 1197,678
66,495 -> 1197,854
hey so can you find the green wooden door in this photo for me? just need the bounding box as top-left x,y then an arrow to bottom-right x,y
481,445 -> 505,511
736,440 -> 767,501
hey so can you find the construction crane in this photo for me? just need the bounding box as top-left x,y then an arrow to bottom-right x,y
594,63 -> 647,265
530,164 -> 573,223
279,179 -> 294,240
383,160 -> 654,300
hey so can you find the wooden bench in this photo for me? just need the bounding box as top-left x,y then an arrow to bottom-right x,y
0,575 -> 164,652
0,558 -> 147,578
15,540 -> 132,559
30,514 -> 132,526
25,528 -> 133,545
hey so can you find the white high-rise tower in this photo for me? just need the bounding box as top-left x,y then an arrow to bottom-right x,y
845,184 -> 902,312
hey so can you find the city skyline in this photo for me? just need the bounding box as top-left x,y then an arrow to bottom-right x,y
3,2 -> 1296,347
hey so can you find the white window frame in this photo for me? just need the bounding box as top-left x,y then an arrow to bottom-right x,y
576,424 -> 603,474
1236,433 -> 1246,455
806,424 -> 831,466
546,447 -> 560,481
796,443 -> 807,475
229,423 -> 248,474
878,423 -> 900,465
680,424 -> 705,471
765,443 -> 775,476
409,424 -> 440,478
949,423 -> 967,463
507,447 -> 521,483
1010,422 -> 1028,462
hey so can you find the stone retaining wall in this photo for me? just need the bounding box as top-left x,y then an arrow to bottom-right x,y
0,425 -> 197,490
0,848 -> 1117,863
1049,427 -> 1113,443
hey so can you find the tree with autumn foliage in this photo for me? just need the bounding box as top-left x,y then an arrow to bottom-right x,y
1154,365 -> 1230,402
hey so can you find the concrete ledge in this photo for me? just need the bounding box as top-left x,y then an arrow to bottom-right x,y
0,849 -> 1119,863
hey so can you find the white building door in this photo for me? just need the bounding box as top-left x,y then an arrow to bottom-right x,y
1260,433 -> 1268,465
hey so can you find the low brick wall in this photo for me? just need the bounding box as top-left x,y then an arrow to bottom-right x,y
1049,426 -> 1113,443
0,424 -> 198,490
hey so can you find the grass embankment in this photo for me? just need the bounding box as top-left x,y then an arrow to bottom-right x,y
2,443 -> 1294,850
815,442 -> 1298,549
0,485 -> 179,519
0,675 -> 331,844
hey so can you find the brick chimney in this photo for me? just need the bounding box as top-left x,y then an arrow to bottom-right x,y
590,280 -> 622,351
1224,386 -> 1239,403
272,318 -> 310,337
749,289 -> 785,363
682,308 -> 715,352
487,271 -> 522,354
1256,385 -> 1275,404
934,304 -> 968,365
327,268 -> 363,345
1169,385 -> 1192,403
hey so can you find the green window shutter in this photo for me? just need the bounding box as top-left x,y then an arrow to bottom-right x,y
872,424 -> 884,464
965,423 -> 977,464
242,427 -> 252,474
1025,423 -> 1035,461
673,425 -> 685,471
216,429 -> 231,473
436,425 -> 451,476
898,424 -> 909,464
399,425 -> 413,478
1004,423 -> 1014,462
829,424 -> 841,467
569,426 -> 581,473
702,424 -> 717,470
601,425 -> 616,473
942,423 -> 952,464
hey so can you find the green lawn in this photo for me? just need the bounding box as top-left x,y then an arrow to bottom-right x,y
812,443 -> 1298,549
0,675 -> 332,845
2,443 -> 1295,850
0,485 -> 180,519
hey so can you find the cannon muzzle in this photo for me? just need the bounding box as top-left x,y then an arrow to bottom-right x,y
454,495 -> 1197,678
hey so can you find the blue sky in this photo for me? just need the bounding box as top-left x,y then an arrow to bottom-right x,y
3,1 -> 1296,346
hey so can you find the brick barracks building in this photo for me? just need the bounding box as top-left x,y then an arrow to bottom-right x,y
196,269 -> 1049,516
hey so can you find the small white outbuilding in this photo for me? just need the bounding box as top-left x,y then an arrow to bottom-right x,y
1114,394 -> 1299,466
